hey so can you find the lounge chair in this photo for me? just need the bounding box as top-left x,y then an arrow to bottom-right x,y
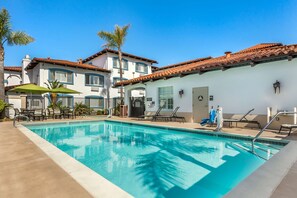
154,107 -> 186,122
279,124 -> 297,136
224,108 -> 261,128
138,106 -> 163,120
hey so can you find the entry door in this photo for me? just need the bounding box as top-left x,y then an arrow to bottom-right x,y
129,97 -> 145,117
192,87 -> 209,123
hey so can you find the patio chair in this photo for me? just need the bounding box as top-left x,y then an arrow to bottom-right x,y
153,107 -> 186,122
63,108 -> 75,119
33,109 -> 45,121
138,106 -> 163,120
13,108 -> 27,121
46,108 -> 54,119
278,124 -> 297,136
223,108 -> 261,128
53,108 -> 63,119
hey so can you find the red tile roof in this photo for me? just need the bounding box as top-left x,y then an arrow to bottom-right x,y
115,43 -> 297,87
82,48 -> 158,64
153,56 -> 212,72
4,66 -> 22,72
26,58 -> 111,73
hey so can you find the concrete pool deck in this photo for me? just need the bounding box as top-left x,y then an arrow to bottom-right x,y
1,116 -> 297,197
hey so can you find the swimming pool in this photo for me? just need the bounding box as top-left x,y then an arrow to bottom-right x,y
26,120 -> 284,198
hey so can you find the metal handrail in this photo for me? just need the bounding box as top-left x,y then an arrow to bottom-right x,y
13,115 -> 29,127
251,111 -> 297,153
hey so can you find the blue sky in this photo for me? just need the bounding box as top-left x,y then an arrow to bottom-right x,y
2,0 -> 297,67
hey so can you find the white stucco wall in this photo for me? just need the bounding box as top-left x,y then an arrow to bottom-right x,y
125,58 -> 297,116
37,63 -> 110,97
4,71 -> 22,86
86,52 -> 154,103
87,54 -> 108,69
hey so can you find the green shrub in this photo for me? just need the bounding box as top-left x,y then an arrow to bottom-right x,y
0,99 -> 10,112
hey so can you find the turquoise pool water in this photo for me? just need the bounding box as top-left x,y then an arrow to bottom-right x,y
26,121 -> 283,198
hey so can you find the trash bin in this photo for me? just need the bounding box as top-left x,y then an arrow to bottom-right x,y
120,105 -> 128,117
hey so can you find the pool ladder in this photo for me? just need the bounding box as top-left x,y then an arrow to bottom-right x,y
251,111 -> 297,153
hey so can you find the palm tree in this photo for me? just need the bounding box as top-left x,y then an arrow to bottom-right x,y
98,24 -> 130,116
44,80 -> 63,108
0,8 -> 34,100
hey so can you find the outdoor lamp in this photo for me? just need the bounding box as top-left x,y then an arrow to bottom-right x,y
273,80 -> 280,94
179,89 -> 184,97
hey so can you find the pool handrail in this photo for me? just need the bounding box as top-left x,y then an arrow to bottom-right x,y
252,111 -> 297,153
13,115 -> 29,127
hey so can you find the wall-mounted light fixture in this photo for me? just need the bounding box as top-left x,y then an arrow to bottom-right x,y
273,80 -> 281,94
179,89 -> 184,97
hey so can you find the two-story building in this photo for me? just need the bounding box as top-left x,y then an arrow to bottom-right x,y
4,49 -> 157,117
82,48 -> 157,107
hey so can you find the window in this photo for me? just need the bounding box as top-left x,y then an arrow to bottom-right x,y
49,69 -> 73,84
85,74 -> 104,87
135,62 -> 148,74
112,57 -> 128,70
85,96 -> 104,108
113,77 -> 127,85
57,95 -> 73,108
158,86 -> 173,109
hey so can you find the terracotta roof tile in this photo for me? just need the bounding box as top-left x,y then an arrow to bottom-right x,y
26,58 -> 111,73
82,48 -> 158,64
115,43 -> 297,87
4,66 -> 22,72
154,56 -> 212,72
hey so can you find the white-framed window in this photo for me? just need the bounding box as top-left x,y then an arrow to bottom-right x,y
135,62 -> 148,74
113,57 -> 128,70
85,96 -> 104,108
85,74 -> 104,87
57,95 -> 73,108
49,69 -> 73,84
158,86 -> 173,110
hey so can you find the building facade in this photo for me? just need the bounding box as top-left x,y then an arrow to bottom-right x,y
4,49 -> 156,117
82,48 -> 157,107
117,43 -> 297,129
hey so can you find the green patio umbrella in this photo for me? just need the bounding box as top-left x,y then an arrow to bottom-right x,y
8,84 -> 51,109
8,84 -> 50,94
50,87 -> 81,94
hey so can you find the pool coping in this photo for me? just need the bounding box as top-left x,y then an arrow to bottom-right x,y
19,119 -> 294,197
226,140 -> 297,198
16,124 -> 132,198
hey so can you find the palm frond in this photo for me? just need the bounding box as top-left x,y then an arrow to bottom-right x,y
97,31 -> 117,49
7,31 -> 34,46
0,8 -> 12,44
97,24 -> 130,50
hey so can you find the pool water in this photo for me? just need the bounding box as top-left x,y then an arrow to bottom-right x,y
26,121 -> 283,198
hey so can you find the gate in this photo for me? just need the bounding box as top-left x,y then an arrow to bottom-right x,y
129,97 -> 145,117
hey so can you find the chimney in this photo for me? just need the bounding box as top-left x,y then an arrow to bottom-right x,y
224,51 -> 232,58
47,57 -> 51,59
22,55 -> 31,84
77,58 -> 82,64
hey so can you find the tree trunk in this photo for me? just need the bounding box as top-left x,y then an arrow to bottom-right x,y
0,45 -> 5,101
118,50 -> 124,117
